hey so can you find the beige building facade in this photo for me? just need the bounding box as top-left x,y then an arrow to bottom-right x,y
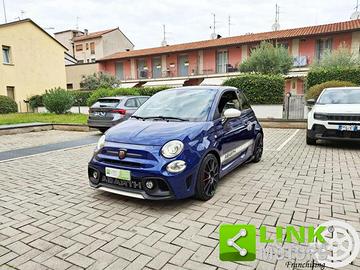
0,19 -> 66,112
66,63 -> 99,90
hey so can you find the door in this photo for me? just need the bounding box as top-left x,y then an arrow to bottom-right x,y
115,62 -> 124,80
216,50 -> 228,73
215,90 -> 253,167
178,55 -> 189,77
152,57 -> 162,78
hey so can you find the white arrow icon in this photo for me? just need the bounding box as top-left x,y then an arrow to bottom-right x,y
227,228 -> 248,256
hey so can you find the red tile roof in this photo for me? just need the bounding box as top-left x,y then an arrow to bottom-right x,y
100,19 -> 360,61
73,28 -> 118,41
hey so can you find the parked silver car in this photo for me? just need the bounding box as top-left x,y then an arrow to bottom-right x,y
88,96 -> 149,133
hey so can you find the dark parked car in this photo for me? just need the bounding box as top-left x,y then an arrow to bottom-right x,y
88,96 -> 149,133
88,86 -> 263,200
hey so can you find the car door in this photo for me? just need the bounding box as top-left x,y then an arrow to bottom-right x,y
215,90 -> 252,166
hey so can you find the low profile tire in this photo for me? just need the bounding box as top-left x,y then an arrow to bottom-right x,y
306,130 -> 316,145
195,154 -> 220,201
98,128 -> 108,134
252,133 -> 263,163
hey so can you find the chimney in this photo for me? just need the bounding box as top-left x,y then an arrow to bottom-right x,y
84,29 -> 89,35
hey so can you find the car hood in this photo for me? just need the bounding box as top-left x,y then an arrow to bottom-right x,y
106,119 -> 210,146
314,104 -> 360,114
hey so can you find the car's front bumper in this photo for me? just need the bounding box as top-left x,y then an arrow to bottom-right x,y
308,123 -> 360,141
88,141 -> 202,200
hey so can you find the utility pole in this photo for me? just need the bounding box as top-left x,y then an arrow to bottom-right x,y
2,0 -> 7,23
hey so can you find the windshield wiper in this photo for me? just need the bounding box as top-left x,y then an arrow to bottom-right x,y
131,115 -> 145,120
143,116 -> 189,121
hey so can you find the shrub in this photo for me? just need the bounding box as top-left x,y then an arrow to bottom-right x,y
312,46 -> 360,69
71,91 -> 92,106
307,67 -> 360,89
28,95 -> 43,110
306,80 -> 356,100
43,87 -> 75,114
81,72 -> 121,90
222,73 -> 284,104
86,86 -> 169,106
239,41 -> 293,75
0,95 -> 18,114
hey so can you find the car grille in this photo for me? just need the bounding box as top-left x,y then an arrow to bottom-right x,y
326,114 -> 360,121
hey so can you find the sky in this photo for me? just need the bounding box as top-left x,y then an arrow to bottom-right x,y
1,0 -> 358,49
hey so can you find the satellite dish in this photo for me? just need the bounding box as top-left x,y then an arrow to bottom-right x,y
272,22 -> 280,31
351,11 -> 360,19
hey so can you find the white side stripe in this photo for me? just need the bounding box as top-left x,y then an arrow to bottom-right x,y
220,140 -> 253,163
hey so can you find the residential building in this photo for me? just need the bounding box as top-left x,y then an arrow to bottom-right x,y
98,19 -> 360,95
66,63 -> 98,90
55,28 -> 134,63
0,19 -> 67,112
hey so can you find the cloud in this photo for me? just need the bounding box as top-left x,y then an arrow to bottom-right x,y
1,0 -> 356,49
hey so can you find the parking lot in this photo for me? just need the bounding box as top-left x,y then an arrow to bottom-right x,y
0,128 -> 359,270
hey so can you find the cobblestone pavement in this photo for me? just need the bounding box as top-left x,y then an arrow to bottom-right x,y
0,130 -> 99,152
0,129 -> 359,270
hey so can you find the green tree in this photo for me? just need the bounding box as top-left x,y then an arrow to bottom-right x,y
311,46 -> 360,69
43,87 -> 75,114
81,72 -> 121,90
239,41 -> 293,75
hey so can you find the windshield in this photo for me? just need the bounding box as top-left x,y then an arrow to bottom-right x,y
133,89 -> 216,121
317,89 -> 360,104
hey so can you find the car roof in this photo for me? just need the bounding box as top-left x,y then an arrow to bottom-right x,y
324,87 -> 360,90
163,86 -> 238,93
98,96 -> 149,100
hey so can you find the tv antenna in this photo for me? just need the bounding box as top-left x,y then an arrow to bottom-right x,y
161,24 -> 168,46
21,10 -> 25,19
2,0 -> 7,23
75,16 -> 80,30
272,4 -> 280,31
350,0 -> 360,19
228,15 -> 234,36
210,13 -> 218,39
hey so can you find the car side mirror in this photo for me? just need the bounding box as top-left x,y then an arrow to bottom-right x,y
306,99 -> 316,106
223,108 -> 241,119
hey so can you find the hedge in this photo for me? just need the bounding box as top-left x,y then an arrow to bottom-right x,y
0,95 -> 18,114
222,73 -> 284,104
86,86 -> 169,106
307,67 -> 360,89
29,90 -> 92,109
306,80 -> 357,100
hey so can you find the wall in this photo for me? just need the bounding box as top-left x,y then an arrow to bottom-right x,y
74,37 -> 103,63
102,30 -> 134,57
203,49 -> 216,74
54,31 -> 74,56
228,46 -> 242,68
66,63 -> 99,89
0,21 -> 66,112
251,105 -> 283,119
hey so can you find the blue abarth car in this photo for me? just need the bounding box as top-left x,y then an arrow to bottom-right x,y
88,86 -> 263,200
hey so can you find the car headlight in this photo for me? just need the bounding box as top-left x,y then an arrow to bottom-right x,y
166,160 -> 186,173
95,135 -> 106,152
161,140 -> 184,158
314,113 -> 328,121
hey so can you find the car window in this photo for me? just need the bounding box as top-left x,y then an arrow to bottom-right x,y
238,92 -> 251,111
217,91 -> 241,117
125,98 -> 138,107
137,97 -> 149,105
92,99 -> 121,108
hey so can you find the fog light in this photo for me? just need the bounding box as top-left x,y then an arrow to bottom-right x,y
166,160 -> 186,173
92,171 -> 99,179
145,180 -> 154,189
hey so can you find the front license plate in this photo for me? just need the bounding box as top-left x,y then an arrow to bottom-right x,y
338,125 -> 360,131
105,167 -> 131,181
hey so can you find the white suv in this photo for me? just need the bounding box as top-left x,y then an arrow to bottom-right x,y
307,87 -> 360,145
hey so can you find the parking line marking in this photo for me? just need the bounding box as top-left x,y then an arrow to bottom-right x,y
276,129 -> 299,151
0,143 -> 96,163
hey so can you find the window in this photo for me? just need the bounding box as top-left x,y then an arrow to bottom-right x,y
87,59 -> 90,63
91,58 -> 96,63
66,83 -> 73,90
86,43 -> 89,50
316,38 -> 332,60
2,46 -> 11,64
277,42 -> 289,50
216,91 -> 241,118
137,97 -> 149,105
216,50 -> 228,73
90,42 -> 95,54
75,44 -> 83,52
238,92 -> 251,111
125,98 -> 138,107
137,59 -> 148,78
6,86 -> 15,100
